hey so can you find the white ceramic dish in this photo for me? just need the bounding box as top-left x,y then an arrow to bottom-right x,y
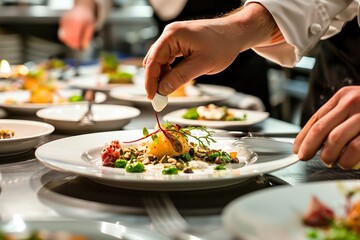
67,74 -> 133,91
109,84 -> 236,107
35,130 -> 298,191
222,180 -> 360,240
0,219 -> 167,240
0,89 -> 106,114
163,108 -> 269,128
36,104 -> 140,133
0,119 -> 54,157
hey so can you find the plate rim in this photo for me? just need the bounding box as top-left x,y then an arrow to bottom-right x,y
36,104 -> 141,122
109,84 -> 236,104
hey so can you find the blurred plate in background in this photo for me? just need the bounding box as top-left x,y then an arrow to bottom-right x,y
0,89 -> 106,115
36,104 -> 140,133
163,108 -> 269,128
109,84 -> 236,107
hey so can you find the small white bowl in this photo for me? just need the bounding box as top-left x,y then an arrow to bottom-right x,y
36,104 -> 141,133
0,119 -> 54,157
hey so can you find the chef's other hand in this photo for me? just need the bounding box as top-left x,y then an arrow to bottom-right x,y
58,0 -> 96,50
143,3 -> 276,100
293,86 -> 360,169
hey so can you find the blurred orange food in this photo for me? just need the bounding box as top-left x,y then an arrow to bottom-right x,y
29,85 -> 54,103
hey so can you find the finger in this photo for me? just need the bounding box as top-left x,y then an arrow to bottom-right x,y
157,54 -> 212,96
337,135 -> 360,170
293,92 -> 340,154
144,58 -> 162,99
320,113 -> 360,167
81,24 -> 94,49
296,104 -> 348,160
144,45 -> 180,99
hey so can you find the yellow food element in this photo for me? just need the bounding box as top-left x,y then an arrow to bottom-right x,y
22,68 -> 47,91
23,76 -> 40,91
230,152 -> 237,159
169,80 -> 197,97
169,84 -> 185,97
147,131 -> 190,158
0,129 -> 14,139
29,85 -> 54,103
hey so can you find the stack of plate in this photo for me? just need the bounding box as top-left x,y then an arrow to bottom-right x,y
0,32 -> 23,64
26,36 -> 65,62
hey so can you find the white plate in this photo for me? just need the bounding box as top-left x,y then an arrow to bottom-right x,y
0,89 -> 106,114
68,74 -> 133,91
222,180 -> 360,240
163,108 -> 269,128
109,84 -> 236,107
36,104 -> 140,133
0,219 -> 167,240
0,119 -> 54,157
35,130 -> 298,191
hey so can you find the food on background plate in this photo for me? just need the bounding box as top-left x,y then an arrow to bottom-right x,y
101,113 -> 241,175
169,80 -> 201,97
0,230 -> 89,240
40,58 -> 66,70
182,104 -> 247,121
99,52 -> 134,84
303,186 -> 360,239
0,129 -> 14,139
107,71 -> 133,84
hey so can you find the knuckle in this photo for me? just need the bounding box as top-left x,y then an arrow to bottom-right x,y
311,121 -> 326,136
326,130 -> 342,145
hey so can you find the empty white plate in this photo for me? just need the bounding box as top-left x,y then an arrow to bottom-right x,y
36,104 -> 140,133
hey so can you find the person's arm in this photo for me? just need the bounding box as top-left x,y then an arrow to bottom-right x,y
245,0 -> 355,67
143,3 -> 276,99
58,0 -> 112,50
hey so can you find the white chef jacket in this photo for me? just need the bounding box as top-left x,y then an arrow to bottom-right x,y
245,0 -> 360,67
92,0 -> 112,29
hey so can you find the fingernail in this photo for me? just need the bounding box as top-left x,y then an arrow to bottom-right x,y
292,144 -> 299,154
160,82 -> 173,95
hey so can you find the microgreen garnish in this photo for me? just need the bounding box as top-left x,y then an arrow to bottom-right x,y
123,112 -> 216,149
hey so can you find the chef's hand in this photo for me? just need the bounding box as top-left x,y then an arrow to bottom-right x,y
143,3 -> 276,100
293,86 -> 360,169
58,0 -> 96,50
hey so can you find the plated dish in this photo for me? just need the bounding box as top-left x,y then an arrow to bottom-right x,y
222,180 -> 360,240
36,104 -> 140,133
0,119 -> 54,157
35,129 -> 298,191
163,107 -> 269,128
109,84 -> 236,107
0,89 -> 106,114
0,220 -> 167,240
67,74 -> 133,92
